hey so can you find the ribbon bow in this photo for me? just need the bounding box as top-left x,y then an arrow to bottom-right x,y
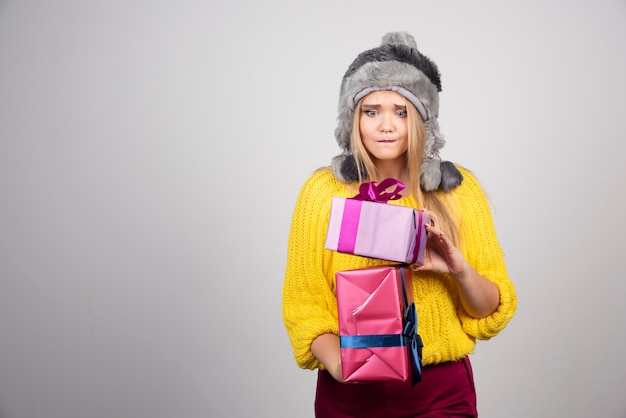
403,302 -> 424,386
353,178 -> 405,203
400,267 -> 423,387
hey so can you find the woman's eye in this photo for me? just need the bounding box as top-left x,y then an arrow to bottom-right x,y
364,110 -> 378,117
396,110 -> 407,117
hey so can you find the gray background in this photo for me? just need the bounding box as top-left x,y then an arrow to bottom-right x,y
1,1 -> 625,417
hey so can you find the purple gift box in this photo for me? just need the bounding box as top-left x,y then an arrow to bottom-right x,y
325,179 -> 430,265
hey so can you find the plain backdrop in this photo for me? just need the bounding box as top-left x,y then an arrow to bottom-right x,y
1,1 -> 626,417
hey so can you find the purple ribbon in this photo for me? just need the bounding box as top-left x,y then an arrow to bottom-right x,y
410,211 -> 425,264
353,178 -> 405,202
337,199 -> 362,253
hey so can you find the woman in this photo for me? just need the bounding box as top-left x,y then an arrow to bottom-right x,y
282,31 -> 517,417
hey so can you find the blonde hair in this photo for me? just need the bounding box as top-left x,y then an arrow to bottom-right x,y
349,97 -> 461,247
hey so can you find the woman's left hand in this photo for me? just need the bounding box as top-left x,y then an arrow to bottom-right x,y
414,209 -> 500,318
414,209 -> 468,275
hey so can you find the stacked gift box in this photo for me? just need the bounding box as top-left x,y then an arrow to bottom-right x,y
325,179 -> 427,386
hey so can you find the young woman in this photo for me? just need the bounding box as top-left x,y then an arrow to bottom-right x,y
282,31 -> 517,417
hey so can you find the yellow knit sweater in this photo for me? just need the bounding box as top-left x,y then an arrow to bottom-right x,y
282,166 -> 517,370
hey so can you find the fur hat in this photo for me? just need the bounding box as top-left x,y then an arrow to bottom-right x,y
331,31 -> 463,192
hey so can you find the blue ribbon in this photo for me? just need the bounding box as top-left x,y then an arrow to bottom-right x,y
340,334 -> 404,348
399,267 -> 423,386
403,301 -> 423,386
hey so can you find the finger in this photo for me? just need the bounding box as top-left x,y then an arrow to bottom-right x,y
424,222 -> 443,237
424,225 -> 448,257
421,209 -> 439,228
413,256 -> 430,271
437,230 -> 451,248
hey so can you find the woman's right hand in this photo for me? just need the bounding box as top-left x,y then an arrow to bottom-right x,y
327,361 -> 345,383
311,333 -> 345,382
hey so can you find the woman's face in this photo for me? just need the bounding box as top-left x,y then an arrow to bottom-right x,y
358,90 -> 409,165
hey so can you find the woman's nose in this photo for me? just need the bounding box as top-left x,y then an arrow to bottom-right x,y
380,119 -> 393,132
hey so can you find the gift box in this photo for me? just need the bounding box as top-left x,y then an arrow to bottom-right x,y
325,179 -> 430,265
336,264 -> 423,385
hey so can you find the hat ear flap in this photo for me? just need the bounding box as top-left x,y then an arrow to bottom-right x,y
419,117 -> 463,192
419,160 -> 463,192
420,159 -> 442,191
440,160 -> 463,192
331,152 -> 360,183
423,118 -> 446,157
420,117 -> 444,191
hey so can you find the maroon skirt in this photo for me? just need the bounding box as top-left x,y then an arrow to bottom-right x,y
314,357 -> 478,418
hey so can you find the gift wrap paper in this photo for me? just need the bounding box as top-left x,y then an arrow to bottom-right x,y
336,265 -> 418,383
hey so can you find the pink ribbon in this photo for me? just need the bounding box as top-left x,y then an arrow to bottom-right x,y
410,210 -> 424,264
352,178 -> 405,202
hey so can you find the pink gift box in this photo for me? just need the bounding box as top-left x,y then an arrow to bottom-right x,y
325,195 -> 430,265
336,265 -> 420,384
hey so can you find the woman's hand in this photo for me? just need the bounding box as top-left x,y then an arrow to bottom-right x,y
414,210 -> 500,318
311,333 -> 345,383
414,210 -> 467,275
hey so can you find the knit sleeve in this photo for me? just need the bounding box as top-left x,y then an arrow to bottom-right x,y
282,169 -> 342,370
453,167 -> 517,340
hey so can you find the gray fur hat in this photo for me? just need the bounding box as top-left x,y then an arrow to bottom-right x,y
331,31 -> 463,192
